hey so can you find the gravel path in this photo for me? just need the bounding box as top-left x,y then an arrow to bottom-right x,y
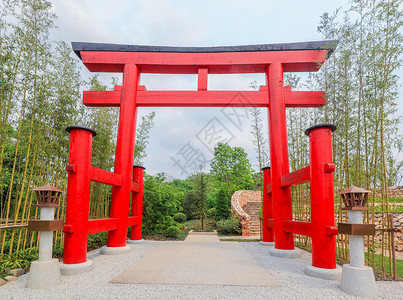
0,241 -> 402,300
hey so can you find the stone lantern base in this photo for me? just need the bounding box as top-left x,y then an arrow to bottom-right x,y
26,258 -> 61,289
340,264 -> 378,298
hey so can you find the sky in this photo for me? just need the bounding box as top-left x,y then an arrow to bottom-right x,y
49,0 -> 402,179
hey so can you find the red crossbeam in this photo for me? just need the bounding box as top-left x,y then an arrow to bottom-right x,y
280,166 -> 310,188
266,183 -> 272,194
128,216 -> 140,226
90,166 -> 124,187
88,218 -> 119,234
83,89 -> 325,108
131,182 -> 140,192
265,218 -> 274,228
282,220 -> 313,236
80,50 -> 329,73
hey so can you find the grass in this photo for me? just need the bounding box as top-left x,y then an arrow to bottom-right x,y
368,253 -> 403,280
220,239 -> 261,242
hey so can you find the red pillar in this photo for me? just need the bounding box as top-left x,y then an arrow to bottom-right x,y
107,64 -> 140,247
266,63 -> 294,250
307,124 -> 337,269
262,167 -> 274,242
130,165 -> 145,240
63,126 -> 96,264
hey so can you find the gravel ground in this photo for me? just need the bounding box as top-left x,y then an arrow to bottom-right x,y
0,241 -> 402,300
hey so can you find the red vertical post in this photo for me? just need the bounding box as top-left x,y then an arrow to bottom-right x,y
63,126 -> 96,264
107,64 -> 140,247
130,165 -> 145,240
306,124 -> 337,269
262,166 -> 274,242
266,63 -> 294,250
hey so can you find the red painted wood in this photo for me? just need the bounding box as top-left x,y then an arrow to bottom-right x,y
198,68 -> 208,91
285,90 -> 325,107
266,183 -> 272,194
90,166 -> 123,187
280,166 -> 310,188
325,226 -> 338,235
128,216 -> 140,226
83,90 -> 121,107
282,220 -> 313,236
262,167 -> 274,242
87,218 -> 119,235
79,50 -> 329,73
83,89 -> 325,108
130,166 -> 144,240
63,128 -> 93,264
309,126 -> 336,269
131,181 -> 140,192
267,63 -> 294,250
266,218 -> 274,228
107,64 -> 140,247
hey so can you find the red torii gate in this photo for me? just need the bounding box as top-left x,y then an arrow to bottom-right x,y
61,40 -> 340,279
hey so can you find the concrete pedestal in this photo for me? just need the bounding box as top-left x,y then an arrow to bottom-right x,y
340,264 -> 378,298
269,248 -> 300,258
304,264 -> 342,280
259,241 -> 274,247
339,210 -> 377,297
26,258 -> 61,289
127,239 -> 145,244
60,260 -> 93,275
100,245 -> 131,255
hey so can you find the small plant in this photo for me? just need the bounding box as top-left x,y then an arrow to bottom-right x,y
216,216 -> 242,235
173,213 -> 187,223
52,244 -> 64,258
166,225 -> 181,238
87,232 -> 108,250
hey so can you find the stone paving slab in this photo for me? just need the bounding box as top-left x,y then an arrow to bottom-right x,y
111,233 -> 279,286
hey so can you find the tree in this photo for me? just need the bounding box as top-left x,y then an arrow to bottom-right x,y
214,186 -> 231,221
210,143 -> 255,197
133,111 -> 156,165
249,81 -> 269,176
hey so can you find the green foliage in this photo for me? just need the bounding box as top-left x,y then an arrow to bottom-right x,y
87,232 -> 108,250
207,207 -> 216,218
142,174 -> 182,235
165,225 -> 181,238
52,244 -> 64,258
182,190 -> 199,220
0,247 -> 39,272
210,143 -> 255,197
216,216 -> 242,235
173,212 -> 187,223
134,112 -> 156,165
214,187 -> 231,221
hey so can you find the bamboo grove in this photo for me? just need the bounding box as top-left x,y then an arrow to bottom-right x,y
287,0 -> 403,278
0,0 -> 120,254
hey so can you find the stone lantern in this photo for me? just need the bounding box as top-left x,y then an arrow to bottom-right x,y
338,186 -> 377,298
26,184 -> 64,289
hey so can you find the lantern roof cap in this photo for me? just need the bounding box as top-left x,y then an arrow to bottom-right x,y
33,184 -> 63,193
339,186 -> 371,195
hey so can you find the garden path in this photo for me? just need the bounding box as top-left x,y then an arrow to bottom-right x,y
110,232 -> 279,286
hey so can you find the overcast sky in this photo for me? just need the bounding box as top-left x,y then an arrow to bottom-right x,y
50,0 -> 402,179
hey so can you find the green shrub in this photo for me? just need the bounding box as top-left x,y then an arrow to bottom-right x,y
216,216 -> 242,235
173,213 -> 187,223
207,207 -> 216,218
166,225 -> 181,238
